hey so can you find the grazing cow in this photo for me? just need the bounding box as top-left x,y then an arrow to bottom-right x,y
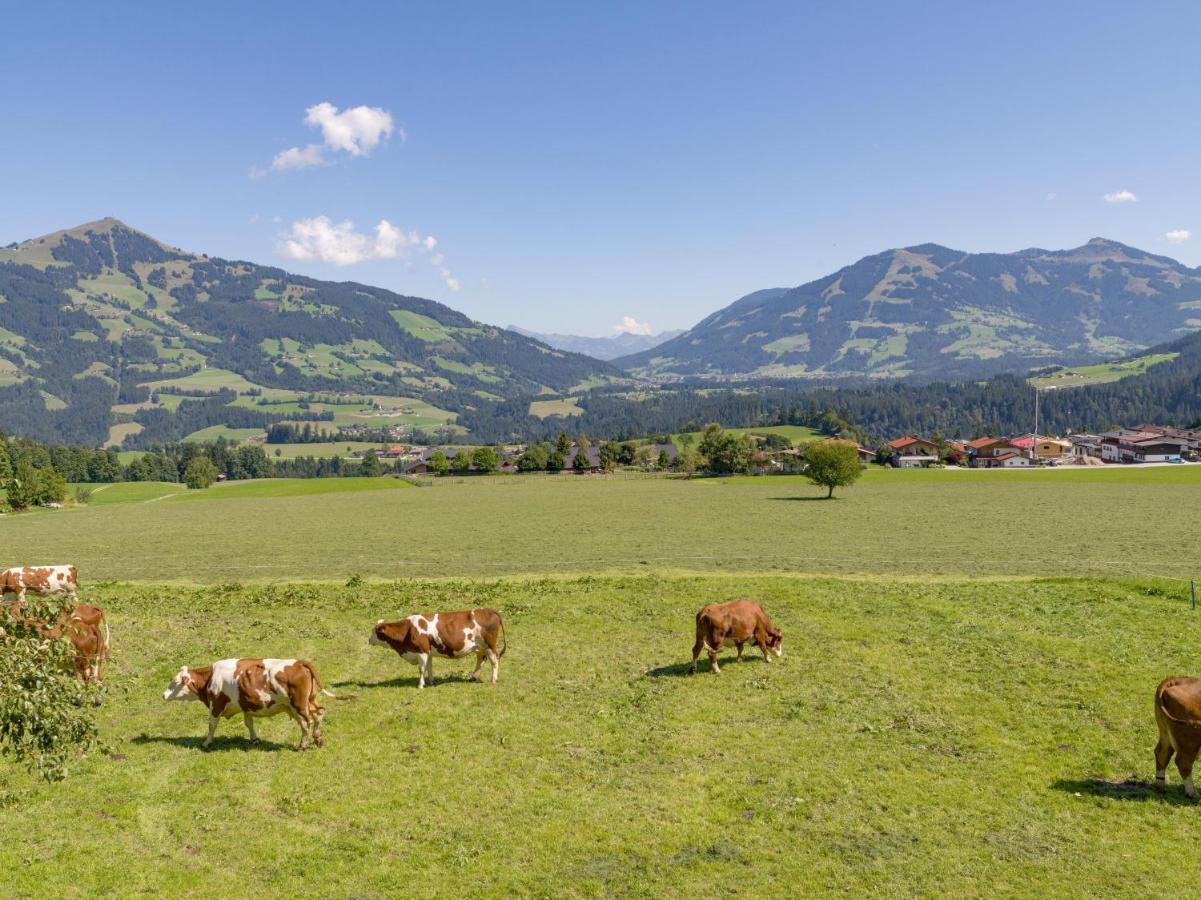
162,658 -> 328,750
369,608 -> 507,688
690,599 -> 783,675
1,565 -> 79,603
1154,676 -> 1201,798
2,600 -> 109,684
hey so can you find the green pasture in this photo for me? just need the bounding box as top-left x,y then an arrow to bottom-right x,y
2,574 -> 1200,896
1029,352 -> 1179,389
182,425 -> 265,443
3,466 -> 1199,583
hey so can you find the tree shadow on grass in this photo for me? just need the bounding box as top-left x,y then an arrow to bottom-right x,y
131,734 -> 290,752
768,496 -> 836,502
1050,777 -> 1198,806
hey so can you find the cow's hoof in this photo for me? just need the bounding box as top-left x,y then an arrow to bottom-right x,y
1154,780 -> 1166,794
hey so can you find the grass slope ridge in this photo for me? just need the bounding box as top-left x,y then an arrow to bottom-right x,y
617,239 -> 1201,382
0,219 -> 620,444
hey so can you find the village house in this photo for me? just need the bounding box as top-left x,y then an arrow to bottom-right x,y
967,437 -> 1031,468
564,445 -> 603,472
887,435 -> 939,467
1069,434 -> 1103,461
1100,430 -> 1188,464
1010,435 -> 1071,461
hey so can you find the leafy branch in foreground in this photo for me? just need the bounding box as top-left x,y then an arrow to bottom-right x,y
0,598 -> 100,781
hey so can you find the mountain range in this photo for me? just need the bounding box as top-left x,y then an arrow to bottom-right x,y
616,239 -> 1201,382
507,325 -> 685,361
0,219 -> 619,445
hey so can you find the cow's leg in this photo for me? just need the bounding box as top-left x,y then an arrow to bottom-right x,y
736,642 -> 745,662
312,704 -> 325,748
754,627 -> 772,663
487,648 -> 500,685
708,642 -> 721,674
416,653 -> 429,689
469,651 -> 486,682
203,715 -> 219,748
286,706 -> 311,750
690,635 -> 703,675
1155,730 -> 1175,793
243,713 -> 260,744
425,655 -> 435,686
1178,744 -> 1199,799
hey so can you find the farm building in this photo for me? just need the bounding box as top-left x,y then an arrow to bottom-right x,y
895,454 -> 939,469
968,437 -> 1030,468
1069,434 -> 1103,460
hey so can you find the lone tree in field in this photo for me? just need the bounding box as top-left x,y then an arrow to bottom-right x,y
803,440 -> 863,499
184,456 -> 218,489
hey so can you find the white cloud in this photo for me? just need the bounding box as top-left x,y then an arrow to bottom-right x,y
1166,229 -> 1192,244
613,316 -> 653,335
271,144 -> 328,172
1103,190 -> 1138,204
278,216 -> 427,265
277,216 -> 463,293
305,102 -> 397,156
1045,192 -> 1057,201
267,102 -> 398,173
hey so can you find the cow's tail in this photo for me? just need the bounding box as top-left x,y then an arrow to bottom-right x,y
308,663 -> 356,701
1156,680 -> 1201,727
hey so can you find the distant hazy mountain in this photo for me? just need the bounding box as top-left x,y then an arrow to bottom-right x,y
508,325 -> 685,361
0,219 -> 620,445
615,239 -> 1201,381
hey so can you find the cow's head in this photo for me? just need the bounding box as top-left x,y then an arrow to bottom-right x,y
765,627 -> 783,657
368,619 -> 386,646
162,666 -> 203,701
369,619 -> 410,649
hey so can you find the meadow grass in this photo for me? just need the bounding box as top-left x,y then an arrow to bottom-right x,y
1,575 -> 1198,897
3,467 -> 1198,584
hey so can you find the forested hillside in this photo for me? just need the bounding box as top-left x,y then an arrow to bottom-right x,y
462,331 -> 1201,442
0,219 -> 620,445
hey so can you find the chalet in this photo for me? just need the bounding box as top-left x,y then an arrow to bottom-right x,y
1134,424 -> 1201,454
888,435 -> 939,457
968,437 -> 1030,468
1100,430 -> 1187,464
564,445 -> 602,472
1010,435 -> 1071,461
1069,434 -> 1103,460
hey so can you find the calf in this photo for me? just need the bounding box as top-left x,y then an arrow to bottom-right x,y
1154,676 -> 1201,798
369,608 -> 507,688
2,600 -> 109,684
163,658 -> 327,749
691,599 -> 782,675
1,565 -> 79,603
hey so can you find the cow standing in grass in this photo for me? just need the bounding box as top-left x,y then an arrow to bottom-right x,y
162,658 -> 328,750
369,609 -> 507,688
690,599 -> 782,675
2,565 -> 78,603
1154,676 -> 1201,798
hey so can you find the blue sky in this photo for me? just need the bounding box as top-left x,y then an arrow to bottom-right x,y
2,2 -> 1198,336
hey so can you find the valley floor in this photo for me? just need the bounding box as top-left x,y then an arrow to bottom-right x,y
1,469 -> 1198,896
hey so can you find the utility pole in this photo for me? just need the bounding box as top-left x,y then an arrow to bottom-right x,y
1032,385 -> 1040,463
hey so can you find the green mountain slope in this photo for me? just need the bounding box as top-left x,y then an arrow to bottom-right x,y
0,219 -> 620,445
616,239 -> 1201,381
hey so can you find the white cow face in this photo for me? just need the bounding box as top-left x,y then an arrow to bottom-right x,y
163,667 -> 198,702
368,619 -> 384,646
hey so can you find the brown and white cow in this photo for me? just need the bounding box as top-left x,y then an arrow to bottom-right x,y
1154,676 -> 1201,798
1,565 -> 78,603
162,658 -> 327,749
369,608 -> 507,688
2,600 -> 109,684
690,599 -> 782,675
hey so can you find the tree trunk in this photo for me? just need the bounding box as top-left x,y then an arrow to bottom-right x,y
827,484 -> 834,499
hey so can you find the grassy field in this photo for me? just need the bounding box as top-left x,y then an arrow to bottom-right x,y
1028,352 -> 1179,389
4,466 -> 1197,583
2,574 -> 1200,896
